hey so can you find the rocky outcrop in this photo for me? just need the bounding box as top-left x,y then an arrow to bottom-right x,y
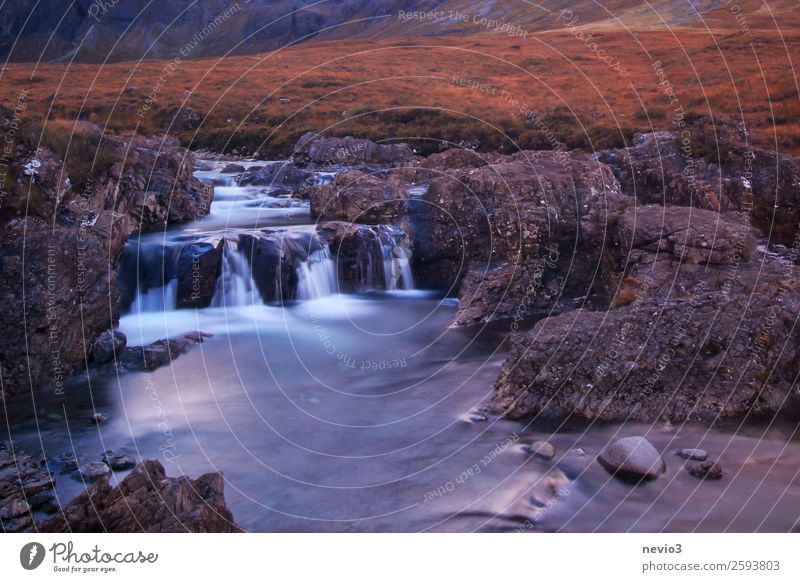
408,150 -> 623,300
598,117 -> 800,245
42,460 -> 239,533
1,443 -> 58,532
309,170 -> 408,224
391,147 -> 502,183
0,128 -> 212,399
490,234 -> 800,422
294,133 -> 415,168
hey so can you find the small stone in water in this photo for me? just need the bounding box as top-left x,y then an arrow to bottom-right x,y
677,448 -> 708,461
102,452 -> 136,471
526,441 -> 555,460
90,413 -> 109,425
598,436 -> 666,480
688,460 -> 723,480
75,462 -> 110,482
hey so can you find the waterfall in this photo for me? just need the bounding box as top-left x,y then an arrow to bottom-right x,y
130,279 -> 178,313
380,236 -> 414,291
296,247 -> 338,300
211,241 -> 263,307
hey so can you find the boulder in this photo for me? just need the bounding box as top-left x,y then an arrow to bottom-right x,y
97,331 -> 213,374
491,286 -> 800,422
293,133 -> 415,167
598,436 -> 666,479
42,460 -> 239,532
309,170 -> 408,224
238,162 -> 313,188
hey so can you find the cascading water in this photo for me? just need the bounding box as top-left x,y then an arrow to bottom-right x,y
130,279 -> 178,313
211,240 -> 263,307
296,247 -> 338,300
381,237 -> 414,291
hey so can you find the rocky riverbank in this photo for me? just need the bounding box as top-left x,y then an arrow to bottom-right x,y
0,115 -> 212,401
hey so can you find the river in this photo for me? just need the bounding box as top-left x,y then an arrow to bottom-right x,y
3,161 -> 799,532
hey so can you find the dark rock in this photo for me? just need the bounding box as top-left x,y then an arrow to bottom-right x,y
317,221 -> 412,290
688,460 -> 723,480
101,452 -> 137,471
238,162 -> 313,188
91,330 -> 127,364
598,436 -> 666,480
107,331 -> 213,374
175,239 -> 223,308
408,150 -> 623,294
221,163 -> 246,174
42,459 -> 239,532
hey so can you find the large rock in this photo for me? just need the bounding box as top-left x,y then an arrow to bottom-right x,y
175,239 -> 223,309
598,437 -> 666,479
293,133 -> 415,167
317,221 -> 413,290
598,117 -> 800,245
42,460 -> 239,533
309,170 -> 408,224
0,128 -> 212,400
408,150 -> 623,299
491,252 -> 800,422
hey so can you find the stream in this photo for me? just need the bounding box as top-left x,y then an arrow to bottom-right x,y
3,161 -> 799,532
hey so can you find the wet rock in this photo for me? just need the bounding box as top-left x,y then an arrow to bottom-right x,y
238,162 -> 313,188
107,331 -> 213,373
175,239 -> 223,308
76,462 -> 111,482
309,170 -> 408,224
221,163 -> 245,174
101,452 -> 137,471
525,441 -> 555,460
317,221 -> 412,290
677,448 -> 708,461
689,460 -> 723,480
597,437 -> 666,480
42,459 -> 239,532
293,133 -> 415,167
91,330 -> 127,364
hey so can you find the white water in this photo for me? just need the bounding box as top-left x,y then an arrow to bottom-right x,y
381,237 -> 414,291
296,247 -> 338,300
211,241 -> 263,307
130,279 -> 177,313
